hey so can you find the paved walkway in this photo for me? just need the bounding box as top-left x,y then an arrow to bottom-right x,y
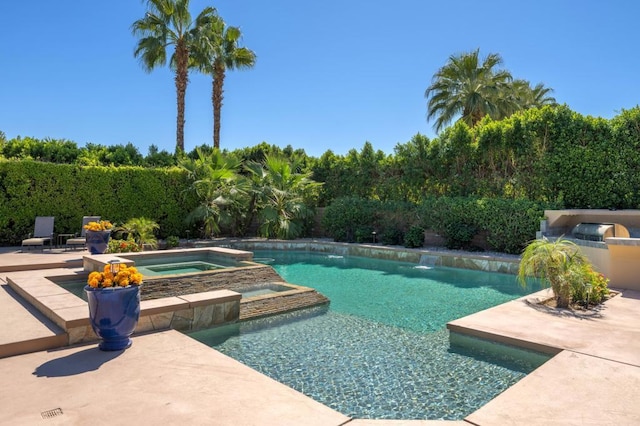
449,288 -> 640,425
0,246 -> 85,272
0,246 -> 639,425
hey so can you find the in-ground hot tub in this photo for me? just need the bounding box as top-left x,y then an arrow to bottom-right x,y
83,247 -> 256,276
118,247 -> 257,275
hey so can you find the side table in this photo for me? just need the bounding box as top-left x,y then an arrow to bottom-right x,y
56,233 -> 75,248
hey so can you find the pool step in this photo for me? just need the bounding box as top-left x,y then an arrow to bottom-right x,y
240,289 -> 329,320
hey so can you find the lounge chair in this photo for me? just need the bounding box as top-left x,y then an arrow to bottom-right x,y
66,216 -> 101,250
21,216 -> 55,251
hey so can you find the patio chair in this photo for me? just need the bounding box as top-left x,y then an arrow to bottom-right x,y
66,216 -> 101,250
21,216 -> 55,251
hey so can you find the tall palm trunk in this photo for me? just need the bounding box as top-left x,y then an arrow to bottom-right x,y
175,40 -> 189,153
212,60 -> 225,149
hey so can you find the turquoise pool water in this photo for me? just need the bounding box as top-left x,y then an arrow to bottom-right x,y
119,252 -> 242,277
189,250 -> 547,420
57,280 -> 87,300
135,260 -> 225,276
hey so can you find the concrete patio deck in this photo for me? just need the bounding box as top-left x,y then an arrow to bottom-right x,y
0,246 -> 639,425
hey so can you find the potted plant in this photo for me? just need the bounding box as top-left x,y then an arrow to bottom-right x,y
85,261 -> 143,351
84,220 -> 114,254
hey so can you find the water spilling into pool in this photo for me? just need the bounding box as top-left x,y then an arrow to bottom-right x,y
189,250 -> 547,420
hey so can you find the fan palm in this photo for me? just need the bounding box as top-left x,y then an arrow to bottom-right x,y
529,82 -> 557,107
193,19 -> 256,149
255,155 -> 321,239
425,49 -> 513,132
240,160 -> 269,234
132,0 -> 218,153
179,148 -> 244,237
510,80 -> 557,110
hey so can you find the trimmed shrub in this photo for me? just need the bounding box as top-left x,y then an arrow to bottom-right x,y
0,160 -> 198,245
404,226 -> 424,248
477,198 -> 552,254
322,197 -> 377,243
165,235 -> 180,249
417,197 -> 480,250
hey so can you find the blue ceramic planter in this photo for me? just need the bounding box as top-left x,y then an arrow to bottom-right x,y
86,230 -> 111,254
85,285 -> 141,351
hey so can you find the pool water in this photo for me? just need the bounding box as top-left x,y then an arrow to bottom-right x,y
136,261 -> 225,276
57,280 -> 87,301
189,250 -> 547,420
119,252 -> 244,277
240,283 -> 293,298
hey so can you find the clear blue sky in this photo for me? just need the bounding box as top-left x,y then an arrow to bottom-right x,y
2,1 -> 639,157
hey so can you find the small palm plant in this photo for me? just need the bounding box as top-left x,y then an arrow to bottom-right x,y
120,218 -> 160,250
518,237 -> 589,308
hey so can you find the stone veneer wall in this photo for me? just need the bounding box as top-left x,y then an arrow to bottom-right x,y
241,290 -> 329,321
140,265 -> 283,300
137,298 -> 240,333
208,240 -> 520,275
67,293 -> 241,345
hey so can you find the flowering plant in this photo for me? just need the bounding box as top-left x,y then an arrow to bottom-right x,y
585,267 -> 609,304
107,238 -> 141,253
84,220 -> 114,232
569,265 -> 610,306
87,264 -> 143,288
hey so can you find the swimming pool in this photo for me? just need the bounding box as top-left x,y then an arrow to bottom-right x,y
189,250 -> 547,420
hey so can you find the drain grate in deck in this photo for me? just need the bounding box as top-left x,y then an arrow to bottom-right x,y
41,408 -> 63,419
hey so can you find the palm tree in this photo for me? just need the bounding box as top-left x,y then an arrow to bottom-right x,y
529,82 -> 557,107
132,0 -> 218,153
518,237 -> 589,308
425,49 -> 513,132
251,155 -> 321,239
179,148 -> 244,237
240,159 -> 269,234
510,80 -> 557,110
194,19 -> 256,149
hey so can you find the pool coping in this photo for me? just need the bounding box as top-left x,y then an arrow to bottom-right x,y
5,267 -> 243,343
448,287 -> 640,425
5,272 -> 324,347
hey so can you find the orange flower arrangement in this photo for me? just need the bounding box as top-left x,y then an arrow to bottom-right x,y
87,264 -> 143,288
84,220 -> 114,232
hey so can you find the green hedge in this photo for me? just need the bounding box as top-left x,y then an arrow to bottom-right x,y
311,105 -> 640,209
321,197 -> 378,243
322,196 -> 550,254
0,160 -> 198,245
